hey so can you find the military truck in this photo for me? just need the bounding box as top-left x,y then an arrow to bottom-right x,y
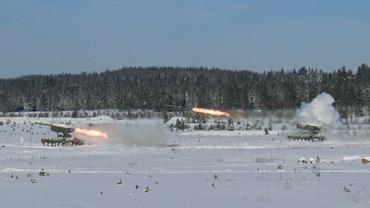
287,123 -> 326,142
36,123 -> 84,146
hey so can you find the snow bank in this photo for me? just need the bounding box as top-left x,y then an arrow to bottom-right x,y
166,116 -> 187,126
179,130 -> 281,137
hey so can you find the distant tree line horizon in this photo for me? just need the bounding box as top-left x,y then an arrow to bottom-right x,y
0,64 -> 370,118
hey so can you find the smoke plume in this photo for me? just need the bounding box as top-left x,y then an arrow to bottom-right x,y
74,119 -> 169,147
296,92 -> 341,127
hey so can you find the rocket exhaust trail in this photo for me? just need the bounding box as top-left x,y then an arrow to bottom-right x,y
74,128 -> 109,140
192,107 -> 231,117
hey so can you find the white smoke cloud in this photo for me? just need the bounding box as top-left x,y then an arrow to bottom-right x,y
74,119 -> 169,147
296,92 -> 341,127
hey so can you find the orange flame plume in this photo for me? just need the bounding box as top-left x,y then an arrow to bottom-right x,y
192,107 -> 231,117
74,128 -> 109,140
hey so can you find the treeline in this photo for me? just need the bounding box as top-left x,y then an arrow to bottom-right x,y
0,64 -> 369,117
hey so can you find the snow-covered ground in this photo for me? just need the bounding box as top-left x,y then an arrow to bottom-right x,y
0,117 -> 370,207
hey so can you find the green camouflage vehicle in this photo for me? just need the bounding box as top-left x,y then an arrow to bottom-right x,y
287,123 -> 326,142
37,123 -> 85,146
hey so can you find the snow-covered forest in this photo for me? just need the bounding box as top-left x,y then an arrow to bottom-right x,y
1,64 -> 370,117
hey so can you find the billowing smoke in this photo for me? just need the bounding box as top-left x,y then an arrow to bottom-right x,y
296,92 -> 341,127
74,119 -> 169,147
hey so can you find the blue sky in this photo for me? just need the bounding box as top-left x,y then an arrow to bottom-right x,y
0,0 -> 369,77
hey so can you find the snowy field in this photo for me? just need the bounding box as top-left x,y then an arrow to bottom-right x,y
0,117 -> 370,208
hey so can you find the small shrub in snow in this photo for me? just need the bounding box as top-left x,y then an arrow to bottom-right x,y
174,119 -> 189,130
39,169 -> 49,176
